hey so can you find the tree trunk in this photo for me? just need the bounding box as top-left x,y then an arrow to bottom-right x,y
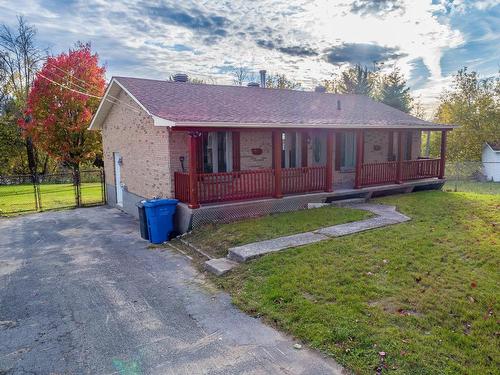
25,136 -> 37,182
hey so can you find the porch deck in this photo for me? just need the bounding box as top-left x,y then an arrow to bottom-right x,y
174,158 -> 442,206
173,177 -> 444,232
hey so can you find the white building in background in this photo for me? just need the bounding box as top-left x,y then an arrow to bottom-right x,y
482,143 -> 500,182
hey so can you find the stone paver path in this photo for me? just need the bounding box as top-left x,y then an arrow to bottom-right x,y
205,203 -> 410,275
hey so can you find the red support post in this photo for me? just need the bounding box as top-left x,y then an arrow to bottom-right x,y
439,130 -> 447,179
325,130 -> 334,192
354,129 -> 364,189
188,131 -> 200,208
273,130 -> 283,198
396,130 -> 403,184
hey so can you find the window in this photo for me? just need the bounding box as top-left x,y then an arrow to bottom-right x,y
403,132 -> 412,160
340,131 -> 356,170
281,131 -> 301,168
202,132 -> 232,173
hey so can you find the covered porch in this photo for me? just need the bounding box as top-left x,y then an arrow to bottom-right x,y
174,127 -> 449,208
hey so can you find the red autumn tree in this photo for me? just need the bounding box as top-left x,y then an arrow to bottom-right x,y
22,43 -> 106,174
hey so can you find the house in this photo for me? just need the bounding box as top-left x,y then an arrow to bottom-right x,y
89,73 -> 454,233
482,142 -> 500,182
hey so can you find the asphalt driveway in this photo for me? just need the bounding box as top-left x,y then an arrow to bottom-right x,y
0,207 -> 343,374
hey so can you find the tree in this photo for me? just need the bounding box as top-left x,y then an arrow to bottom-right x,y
232,66 -> 249,86
22,43 -> 106,174
376,68 -> 413,113
266,73 -> 301,89
0,16 -> 45,175
337,64 -> 373,95
432,68 -> 500,161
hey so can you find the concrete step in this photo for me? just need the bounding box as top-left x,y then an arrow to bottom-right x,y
329,197 -> 367,207
205,258 -> 239,276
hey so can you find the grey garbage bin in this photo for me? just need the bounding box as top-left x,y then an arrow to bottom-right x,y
136,201 -> 149,240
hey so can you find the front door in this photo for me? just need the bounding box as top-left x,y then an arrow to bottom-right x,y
114,152 -> 123,206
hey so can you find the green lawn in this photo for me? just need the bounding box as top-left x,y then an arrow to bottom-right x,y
182,205 -> 372,258
0,183 -> 103,215
214,191 -> 500,374
443,180 -> 500,195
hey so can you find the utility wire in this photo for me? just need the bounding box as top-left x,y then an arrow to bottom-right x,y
28,65 -> 141,114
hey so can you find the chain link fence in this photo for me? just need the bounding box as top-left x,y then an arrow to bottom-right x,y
443,161 -> 499,194
0,169 -> 106,216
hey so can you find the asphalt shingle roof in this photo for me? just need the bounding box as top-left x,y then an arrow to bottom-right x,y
113,76 -> 450,128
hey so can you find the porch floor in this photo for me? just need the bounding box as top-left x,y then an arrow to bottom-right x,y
173,178 -> 445,233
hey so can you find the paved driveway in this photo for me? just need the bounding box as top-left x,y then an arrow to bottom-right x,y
0,207 -> 343,374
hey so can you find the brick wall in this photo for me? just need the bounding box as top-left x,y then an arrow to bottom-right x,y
102,89 -> 171,199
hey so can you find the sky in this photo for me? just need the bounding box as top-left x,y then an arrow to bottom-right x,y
0,0 -> 499,116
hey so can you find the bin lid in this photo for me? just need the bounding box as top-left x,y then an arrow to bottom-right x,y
143,198 -> 179,207
135,200 -> 146,208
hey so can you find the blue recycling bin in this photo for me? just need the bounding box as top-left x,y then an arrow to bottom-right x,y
143,198 -> 178,244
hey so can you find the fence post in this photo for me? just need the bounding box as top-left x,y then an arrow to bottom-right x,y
32,173 -> 41,211
101,169 -> 106,204
74,169 -> 81,207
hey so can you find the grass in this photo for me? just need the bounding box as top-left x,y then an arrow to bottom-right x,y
182,205 -> 372,258
0,183 -> 103,215
213,191 -> 500,374
443,180 -> 500,195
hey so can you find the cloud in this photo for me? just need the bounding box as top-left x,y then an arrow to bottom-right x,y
145,4 -> 230,41
350,0 -> 404,16
324,43 -> 406,65
256,39 -> 318,57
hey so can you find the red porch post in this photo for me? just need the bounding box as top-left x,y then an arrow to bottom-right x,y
188,131 -> 200,208
354,129 -> 364,189
273,130 -> 283,198
439,130 -> 447,179
396,130 -> 403,184
325,130 -> 334,192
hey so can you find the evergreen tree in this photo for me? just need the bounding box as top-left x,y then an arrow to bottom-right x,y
337,64 -> 373,95
377,68 -> 413,113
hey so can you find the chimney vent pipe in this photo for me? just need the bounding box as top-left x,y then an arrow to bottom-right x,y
337,100 -> 341,110
173,73 -> 188,82
259,70 -> 266,88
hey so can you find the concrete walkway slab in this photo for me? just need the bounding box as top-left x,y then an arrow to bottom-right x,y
206,202 -> 411,275
228,232 -> 329,263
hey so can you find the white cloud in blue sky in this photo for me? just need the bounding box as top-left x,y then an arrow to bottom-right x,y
0,0 -> 498,114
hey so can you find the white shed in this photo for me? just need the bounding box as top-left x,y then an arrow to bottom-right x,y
482,143 -> 500,182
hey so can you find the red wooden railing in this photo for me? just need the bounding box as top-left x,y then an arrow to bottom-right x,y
175,167 -> 326,204
282,166 -> 326,194
196,169 -> 275,204
174,172 -> 190,203
360,158 -> 441,187
360,161 -> 398,186
401,158 -> 441,181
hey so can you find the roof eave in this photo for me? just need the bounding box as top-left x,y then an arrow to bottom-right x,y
168,121 -> 456,131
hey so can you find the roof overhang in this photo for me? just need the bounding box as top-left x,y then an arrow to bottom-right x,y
88,78 -> 175,130
169,121 -> 456,131
485,142 -> 500,153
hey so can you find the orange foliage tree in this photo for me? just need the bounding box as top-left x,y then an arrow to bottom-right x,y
22,43 -> 106,174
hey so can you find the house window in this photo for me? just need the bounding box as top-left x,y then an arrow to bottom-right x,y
403,132 -> 412,160
340,131 -> 356,171
281,131 -> 301,168
202,131 -> 232,173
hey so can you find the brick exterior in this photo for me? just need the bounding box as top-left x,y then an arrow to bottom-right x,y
102,91 -> 422,201
102,89 -> 172,199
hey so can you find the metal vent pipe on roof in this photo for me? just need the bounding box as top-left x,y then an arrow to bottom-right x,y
173,73 -> 188,82
337,99 -> 341,110
259,70 -> 266,88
